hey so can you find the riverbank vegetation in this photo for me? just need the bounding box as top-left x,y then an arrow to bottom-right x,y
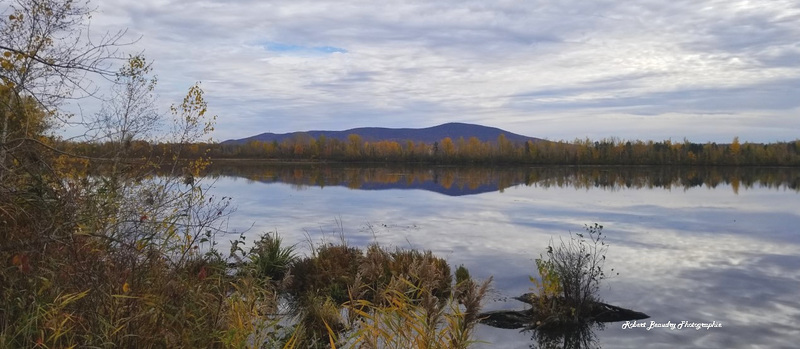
3,221 -> 490,348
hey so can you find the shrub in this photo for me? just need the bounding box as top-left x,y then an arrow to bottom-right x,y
530,223 -> 613,326
288,244 -> 365,305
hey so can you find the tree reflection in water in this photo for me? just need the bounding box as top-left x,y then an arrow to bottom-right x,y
527,321 -> 602,349
204,162 -> 800,196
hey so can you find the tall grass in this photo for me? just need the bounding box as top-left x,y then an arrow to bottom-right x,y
247,232 -> 297,283
281,242 -> 491,348
347,277 -> 490,349
2,223 -> 490,348
0,228 -> 297,348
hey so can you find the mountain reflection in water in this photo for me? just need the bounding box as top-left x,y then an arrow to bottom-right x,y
206,161 -> 800,196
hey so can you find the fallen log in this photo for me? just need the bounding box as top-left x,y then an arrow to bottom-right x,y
479,309 -> 533,329
479,294 -> 648,330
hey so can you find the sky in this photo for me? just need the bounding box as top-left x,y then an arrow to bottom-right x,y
81,0 -> 800,143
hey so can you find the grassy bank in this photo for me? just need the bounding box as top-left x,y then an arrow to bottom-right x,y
1,226 -> 490,348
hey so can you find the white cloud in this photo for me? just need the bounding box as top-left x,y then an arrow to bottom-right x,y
78,0 -> 800,142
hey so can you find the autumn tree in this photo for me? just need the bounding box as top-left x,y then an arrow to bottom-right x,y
0,2 -> 248,346
730,137 -> 741,155
346,133 -> 363,159
1,0 -> 130,249
0,0 -> 128,177
496,133 -> 514,160
86,55 -> 161,185
315,134 -> 326,158
440,137 -> 455,157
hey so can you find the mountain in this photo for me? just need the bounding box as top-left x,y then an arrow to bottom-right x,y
222,122 -> 543,145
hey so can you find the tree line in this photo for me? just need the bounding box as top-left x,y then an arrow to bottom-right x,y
65,133 -> 800,166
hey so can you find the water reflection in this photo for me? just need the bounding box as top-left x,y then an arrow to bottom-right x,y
203,163 -> 800,348
206,161 -> 800,195
528,322 -> 602,349
480,302 -> 605,349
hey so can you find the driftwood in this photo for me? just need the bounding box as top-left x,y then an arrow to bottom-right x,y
480,309 -> 536,329
479,293 -> 649,330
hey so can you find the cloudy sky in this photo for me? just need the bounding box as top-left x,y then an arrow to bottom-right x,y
87,0 -> 800,143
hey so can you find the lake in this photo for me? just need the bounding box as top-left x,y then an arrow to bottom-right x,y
204,163 -> 800,348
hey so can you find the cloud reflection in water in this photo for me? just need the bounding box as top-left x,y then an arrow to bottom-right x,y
205,165 -> 799,348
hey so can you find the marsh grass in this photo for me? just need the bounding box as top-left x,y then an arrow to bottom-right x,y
346,273 -> 491,349
279,241 -> 490,348
2,215 -> 488,349
1,232 -> 303,349
248,232 -> 297,283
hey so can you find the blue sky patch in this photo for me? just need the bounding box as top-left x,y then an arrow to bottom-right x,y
264,42 -> 347,54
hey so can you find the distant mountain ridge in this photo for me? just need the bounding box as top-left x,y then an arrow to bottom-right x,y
222,122 -> 543,145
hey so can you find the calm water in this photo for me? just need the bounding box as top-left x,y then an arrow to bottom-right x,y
205,163 -> 800,348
